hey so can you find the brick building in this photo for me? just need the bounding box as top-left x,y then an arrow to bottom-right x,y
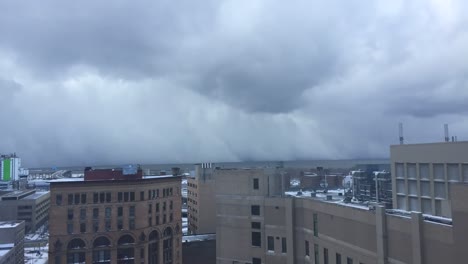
48,167 -> 182,264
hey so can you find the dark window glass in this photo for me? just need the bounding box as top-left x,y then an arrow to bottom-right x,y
129,219 -> 135,230
282,237 -> 287,253
324,248 -> 329,264
163,214 -> 166,224
252,257 -> 261,264
105,219 -> 111,231
251,205 -> 260,216
156,216 -> 160,225
117,219 -> 123,230
80,222 -> 86,233
106,192 -> 111,202
118,207 -> 123,217
80,208 -> 86,220
124,192 -> 129,202
163,202 -> 166,211
170,188 -> 173,196
148,190 -> 151,199
68,194 -> 73,205
170,200 -> 173,210
267,236 -> 274,251
156,189 -> 159,197
93,221 -> 99,232
251,232 -> 261,247
313,213 -> 318,237
67,222 -> 73,234
56,194 -> 62,205
67,209 -> 74,220
314,244 -> 319,264
140,191 -> 144,201
169,213 -> 173,222
100,193 -> 105,203
129,206 -> 135,217
105,207 -> 111,218
118,192 -> 123,202
347,257 -> 353,264
148,217 -> 152,226
336,253 -> 342,264
305,240 -> 310,257
93,193 -> 98,203
253,178 -> 259,190
93,208 -> 99,219
156,203 -> 160,212
74,193 -> 80,204
81,193 -> 86,204
148,204 -> 152,214
251,222 -> 261,229
130,192 -> 135,201
163,189 -> 166,197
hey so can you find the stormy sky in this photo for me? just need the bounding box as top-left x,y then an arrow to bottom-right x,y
1,0 -> 468,167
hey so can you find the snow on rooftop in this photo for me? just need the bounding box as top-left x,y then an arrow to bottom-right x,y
0,221 -> 22,228
183,234 -> 215,243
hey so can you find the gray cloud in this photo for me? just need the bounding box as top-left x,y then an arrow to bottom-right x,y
1,0 -> 468,167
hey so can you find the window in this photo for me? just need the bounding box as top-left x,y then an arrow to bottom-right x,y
105,207 -> 111,218
314,244 -> 319,264
252,258 -> 261,264
305,240 -> 310,257
124,192 -> 129,202
313,213 -> 318,237
118,192 -> 123,202
140,191 -> 144,201
93,208 -> 99,219
118,207 -> 123,217
170,200 -> 173,210
67,208 -> 74,220
129,219 -> 135,230
169,213 -> 173,222
347,257 -> 353,264
324,248 -> 329,264
81,193 -> 87,204
281,237 -> 287,253
129,206 -> 135,217
80,208 -> 86,220
130,192 -> 135,201
80,222 -> 86,233
74,193 -> 80,204
148,217 -> 152,226
93,237 -> 111,264
93,221 -> 99,232
156,216 -> 160,225
148,204 -> 153,214
156,203 -> 160,212
100,192 -> 105,203
106,192 -> 111,202
93,193 -> 99,203
251,222 -> 261,229
336,253 -> 342,264
67,222 -> 73,234
68,194 -> 73,205
105,219 -> 111,231
251,205 -> 260,216
253,178 -> 259,190
118,219 -> 123,230
56,194 -> 62,205
163,214 -> 167,224
163,202 -> 167,211
267,236 -> 274,251
251,232 -> 261,247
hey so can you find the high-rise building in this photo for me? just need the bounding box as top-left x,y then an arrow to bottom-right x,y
48,166 -> 182,264
0,221 -> 25,264
0,189 -> 50,233
186,163 -> 216,234
0,155 -> 21,182
215,166 -> 468,264
391,141 -> 468,217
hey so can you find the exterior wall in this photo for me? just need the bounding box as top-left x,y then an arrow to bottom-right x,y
0,191 -> 50,233
391,141 -> 468,217
48,177 -> 182,264
187,164 -> 217,234
182,239 -> 216,264
216,168 -> 468,264
0,221 -> 25,264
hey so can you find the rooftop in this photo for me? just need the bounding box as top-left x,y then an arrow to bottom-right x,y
0,221 -> 23,229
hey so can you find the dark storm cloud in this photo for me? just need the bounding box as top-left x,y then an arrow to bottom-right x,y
1,0 -> 468,167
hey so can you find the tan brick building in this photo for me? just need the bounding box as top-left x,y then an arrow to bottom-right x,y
215,167 -> 468,264
48,167 -> 182,264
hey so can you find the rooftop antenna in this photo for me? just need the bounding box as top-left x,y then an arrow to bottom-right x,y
444,124 -> 449,142
399,123 -> 404,145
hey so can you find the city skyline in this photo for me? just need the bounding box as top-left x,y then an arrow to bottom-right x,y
1,0 -> 468,167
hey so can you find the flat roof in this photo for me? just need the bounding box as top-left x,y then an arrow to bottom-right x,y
0,221 -> 22,229
23,192 -> 49,200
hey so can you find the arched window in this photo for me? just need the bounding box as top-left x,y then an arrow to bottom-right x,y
67,238 -> 86,264
93,236 -> 111,264
163,227 -> 173,264
118,235 -> 135,264
148,230 -> 159,264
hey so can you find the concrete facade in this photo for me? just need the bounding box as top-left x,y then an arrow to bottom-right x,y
216,167 -> 468,264
0,221 -> 25,264
391,141 -> 468,217
0,189 -> 50,233
187,164 -> 216,234
48,171 -> 182,264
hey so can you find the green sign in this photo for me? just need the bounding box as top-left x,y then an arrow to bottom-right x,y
2,159 -> 11,181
